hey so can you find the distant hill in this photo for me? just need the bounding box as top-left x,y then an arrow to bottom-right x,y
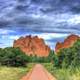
13,35 -> 50,57
55,34 -> 80,53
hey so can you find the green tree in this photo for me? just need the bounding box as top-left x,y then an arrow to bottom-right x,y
0,47 -> 29,67
57,39 -> 80,68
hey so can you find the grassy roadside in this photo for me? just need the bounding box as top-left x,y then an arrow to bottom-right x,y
0,63 -> 80,80
42,63 -> 80,80
0,63 -> 35,80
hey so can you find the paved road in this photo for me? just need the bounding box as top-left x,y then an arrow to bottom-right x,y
21,64 -> 56,80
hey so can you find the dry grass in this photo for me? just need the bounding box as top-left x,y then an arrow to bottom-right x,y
0,63 -> 34,80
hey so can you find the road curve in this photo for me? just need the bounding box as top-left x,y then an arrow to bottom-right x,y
21,64 -> 56,80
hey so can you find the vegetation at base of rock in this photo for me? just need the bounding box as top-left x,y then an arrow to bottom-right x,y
28,50 -> 55,63
0,39 -> 80,68
56,39 -> 80,68
0,47 -> 29,67
0,47 -> 55,66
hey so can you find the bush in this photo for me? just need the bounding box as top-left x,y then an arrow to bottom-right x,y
57,39 -> 80,68
0,47 -> 59,66
27,50 -> 55,63
0,47 -> 29,67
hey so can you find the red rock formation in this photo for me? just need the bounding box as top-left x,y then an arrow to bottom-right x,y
55,34 -> 80,53
55,42 -> 63,53
13,35 -> 50,57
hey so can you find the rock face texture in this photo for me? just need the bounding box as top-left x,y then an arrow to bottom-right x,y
55,34 -> 80,53
13,35 -> 50,57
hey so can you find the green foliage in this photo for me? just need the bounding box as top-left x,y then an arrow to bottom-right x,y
57,39 -> 80,68
48,50 -> 59,67
0,47 -> 57,66
44,63 -> 80,80
26,50 -> 56,63
0,47 -> 29,67
70,40 -> 80,67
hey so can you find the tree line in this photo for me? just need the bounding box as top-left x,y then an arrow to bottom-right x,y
0,39 -> 80,68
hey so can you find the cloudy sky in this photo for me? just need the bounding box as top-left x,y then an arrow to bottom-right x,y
0,0 -> 80,49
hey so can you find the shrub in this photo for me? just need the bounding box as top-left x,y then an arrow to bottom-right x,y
0,48 -> 58,66
0,47 -> 29,67
57,39 -> 80,68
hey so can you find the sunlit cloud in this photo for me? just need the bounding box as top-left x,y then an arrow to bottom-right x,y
32,33 -> 68,40
67,15 -> 80,25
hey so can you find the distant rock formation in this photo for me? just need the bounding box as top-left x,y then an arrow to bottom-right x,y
13,35 -> 50,57
55,34 -> 80,53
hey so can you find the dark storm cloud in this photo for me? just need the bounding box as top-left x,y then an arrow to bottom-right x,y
30,0 -> 80,13
0,20 -> 12,27
0,0 -> 80,48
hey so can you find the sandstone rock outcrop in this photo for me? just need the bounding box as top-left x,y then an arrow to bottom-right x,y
55,34 -> 80,53
13,35 -> 50,57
